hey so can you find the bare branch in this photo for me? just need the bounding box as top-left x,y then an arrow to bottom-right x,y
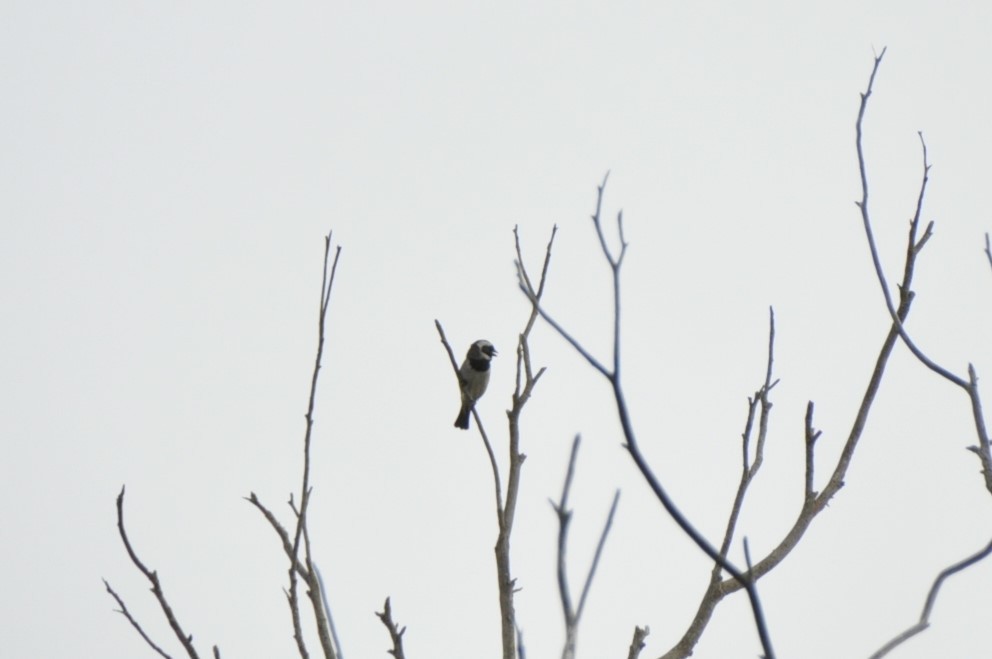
697,49 -> 925,613
869,537 -> 992,658
245,493 -> 308,577
375,598 -> 406,659
727,307 -> 778,550
575,489 -> 620,622
549,436 -> 621,659
855,54 -> 967,390
434,319 -> 461,375
854,53 -> 992,495
984,233 -> 992,273
314,563 -> 344,659
804,402 -> 822,502
494,224 -> 558,659
515,296 -> 611,379
246,233 -> 341,659
702,52 -> 992,659
114,487 -> 203,659
285,586 -> 309,659
626,626 -> 650,659
552,436 -> 582,630
665,311 -> 778,658
103,579 -> 173,659
529,176 -> 775,657
965,365 -> 992,494
438,226 -> 557,659
289,234 -> 341,659
615,179 -> 778,656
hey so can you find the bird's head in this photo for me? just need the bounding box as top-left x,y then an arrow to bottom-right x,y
469,339 -> 497,361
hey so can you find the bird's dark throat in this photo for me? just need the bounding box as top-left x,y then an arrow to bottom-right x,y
469,357 -> 491,372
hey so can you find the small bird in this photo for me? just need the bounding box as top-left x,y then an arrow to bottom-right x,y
454,339 -> 497,429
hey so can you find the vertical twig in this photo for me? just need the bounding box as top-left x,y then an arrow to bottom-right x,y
250,233 -> 342,659
663,309 -> 779,658
550,435 -> 621,659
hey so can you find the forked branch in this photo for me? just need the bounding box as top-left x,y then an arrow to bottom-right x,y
107,486 -> 206,659
522,174 -> 776,659
854,49 -> 992,655
376,598 -> 407,659
249,232 -> 342,659
869,537 -> 992,658
551,435 -> 621,659
854,51 -> 992,496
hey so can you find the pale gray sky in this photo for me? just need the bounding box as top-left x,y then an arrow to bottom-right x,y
3,2 -> 992,658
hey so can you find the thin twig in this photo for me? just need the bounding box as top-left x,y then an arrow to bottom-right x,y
551,436 -> 622,659
103,579 -> 173,659
249,233 -> 342,659
688,45 -> 916,614
314,563 -> 344,659
700,50 -> 992,659
494,225 -> 558,659
245,493 -> 308,577
855,53 -> 966,390
553,436 -> 582,632
626,626 -> 650,659
288,234 -> 341,659
375,598 -> 406,659
854,53 -> 992,495
114,487 -> 203,659
664,312 -> 779,658
576,489 -> 620,622
869,537 -> 992,658
804,402 -> 822,502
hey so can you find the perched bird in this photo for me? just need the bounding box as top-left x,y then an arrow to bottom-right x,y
454,339 -> 497,429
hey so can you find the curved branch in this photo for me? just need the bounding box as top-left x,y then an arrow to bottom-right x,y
854,51 -> 992,495
869,537 -> 992,658
113,486 -> 204,659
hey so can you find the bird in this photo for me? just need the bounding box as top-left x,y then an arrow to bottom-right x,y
454,339 -> 497,429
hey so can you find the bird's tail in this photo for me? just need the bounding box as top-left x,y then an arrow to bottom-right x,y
454,405 -> 471,430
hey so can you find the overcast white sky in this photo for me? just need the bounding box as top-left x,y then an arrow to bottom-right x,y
3,2 -> 992,658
